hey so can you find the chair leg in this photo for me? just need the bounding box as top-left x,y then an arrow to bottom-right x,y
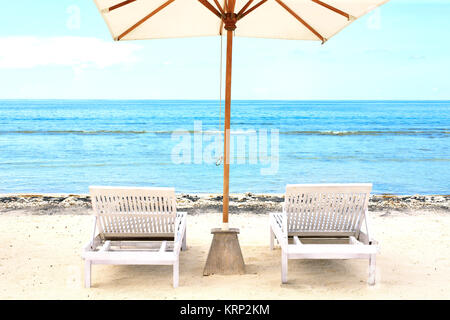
270,226 -> 275,250
182,229 -> 187,251
281,251 -> 288,284
173,260 -> 179,288
84,260 -> 91,288
368,254 -> 376,285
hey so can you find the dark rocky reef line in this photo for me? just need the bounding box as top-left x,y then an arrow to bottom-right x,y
0,193 -> 449,215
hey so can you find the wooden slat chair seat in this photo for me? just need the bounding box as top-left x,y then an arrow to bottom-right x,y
269,184 -> 378,285
82,187 -> 187,288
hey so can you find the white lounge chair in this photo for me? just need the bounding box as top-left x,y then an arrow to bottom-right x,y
269,184 -> 379,285
82,186 -> 187,288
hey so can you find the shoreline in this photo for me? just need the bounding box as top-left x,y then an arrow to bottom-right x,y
1,193 -> 449,215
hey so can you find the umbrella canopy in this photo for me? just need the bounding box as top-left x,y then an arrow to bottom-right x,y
94,0 -> 389,42
93,0 -> 390,231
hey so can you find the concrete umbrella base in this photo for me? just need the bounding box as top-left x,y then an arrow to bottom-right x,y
203,228 -> 245,276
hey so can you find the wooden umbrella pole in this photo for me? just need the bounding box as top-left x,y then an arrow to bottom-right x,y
203,10 -> 245,276
222,29 -> 233,230
222,14 -> 236,230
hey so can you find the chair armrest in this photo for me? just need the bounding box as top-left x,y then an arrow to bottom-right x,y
81,235 -> 102,257
173,212 -> 187,254
82,240 -> 93,253
269,212 -> 288,250
358,231 -> 379,250
358,210 -> 379,248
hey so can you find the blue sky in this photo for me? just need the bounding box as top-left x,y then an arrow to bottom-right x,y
0,0 -> 449,100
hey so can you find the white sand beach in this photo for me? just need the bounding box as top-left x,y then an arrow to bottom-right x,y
0,210 -> 449,300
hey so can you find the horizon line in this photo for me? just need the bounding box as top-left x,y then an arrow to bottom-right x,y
1,99 -> 449,102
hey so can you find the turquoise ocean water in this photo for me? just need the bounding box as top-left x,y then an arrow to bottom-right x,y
0,100 -> 448,195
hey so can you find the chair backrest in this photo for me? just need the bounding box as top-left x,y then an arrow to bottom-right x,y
89,186 -> 177,238
284,184 -> 372,237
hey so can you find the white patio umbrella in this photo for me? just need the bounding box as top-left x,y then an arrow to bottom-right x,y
93,0 -> 390,274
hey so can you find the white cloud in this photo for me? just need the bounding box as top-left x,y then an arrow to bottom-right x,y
0,36 -> 142,69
